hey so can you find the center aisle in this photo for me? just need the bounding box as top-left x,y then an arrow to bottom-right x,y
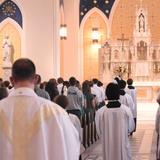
82,122 -> 157,160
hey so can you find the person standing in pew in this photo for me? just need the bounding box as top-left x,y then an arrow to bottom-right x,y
95,83 -> 135,160
66,77 -> 84,119
54,95 -> 85,160
91,78 -> 105,109
82,80 -> 96,120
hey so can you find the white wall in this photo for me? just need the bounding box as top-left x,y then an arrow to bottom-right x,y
1,0 -> 82,81
16,0 -> 58,81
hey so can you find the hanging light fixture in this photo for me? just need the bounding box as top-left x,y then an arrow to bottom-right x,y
60,24 -> 67,40
91,27 -> 100,43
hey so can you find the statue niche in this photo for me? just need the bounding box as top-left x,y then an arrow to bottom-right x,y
137,41 -> 147,60
99,7 -> 160,82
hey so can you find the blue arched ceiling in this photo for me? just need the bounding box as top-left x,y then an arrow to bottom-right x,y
0,0 -> 23,28
80,0 -> 115,24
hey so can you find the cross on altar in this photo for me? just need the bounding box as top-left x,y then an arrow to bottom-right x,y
117,34 -> 129,51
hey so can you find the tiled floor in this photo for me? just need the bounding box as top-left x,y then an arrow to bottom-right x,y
82,123 -> 157,160
82,103 -> 159,160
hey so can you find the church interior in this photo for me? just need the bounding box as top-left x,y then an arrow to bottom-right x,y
0,0 -> 160,159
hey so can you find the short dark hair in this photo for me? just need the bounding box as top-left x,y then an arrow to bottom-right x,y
105,83 -> 120,100
54,95 -> 69,109
118,80 -> 126,89
57,77 -> 64,84
92,78 -> 98,84
127,78 -> 133,85
97,81 -> 103,87
69,77 -> 76,86
63,81 -> 70,88
82,80 -> 90,95
3,81 -> 10,87
12,58 -> 36,81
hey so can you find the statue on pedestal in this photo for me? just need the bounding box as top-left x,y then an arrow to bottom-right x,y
2,35 -> 12,68
2,36 -> 13,81
139,13 -> 145,32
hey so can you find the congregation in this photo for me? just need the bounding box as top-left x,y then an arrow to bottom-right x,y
0,58 -> 160,160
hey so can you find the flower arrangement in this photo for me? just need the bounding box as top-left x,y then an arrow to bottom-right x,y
114,64 -> 128,78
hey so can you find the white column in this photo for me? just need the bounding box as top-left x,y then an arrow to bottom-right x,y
63,0 -> 80,80
53,0 -> 60,78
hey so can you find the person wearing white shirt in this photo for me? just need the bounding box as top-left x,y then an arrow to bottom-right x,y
0,58 -> 80,160
54,94 -> 85,160
57,77 -> 64,95
95,83 -> 134,160
91,79 -> 105,109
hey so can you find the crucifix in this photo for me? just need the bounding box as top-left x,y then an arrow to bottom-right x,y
117,33 -> 129,52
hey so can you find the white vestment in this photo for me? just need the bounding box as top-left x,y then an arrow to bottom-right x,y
126,88 -> 137,118
95,106 -> 106,137
120,93 -> 135,117
95,104 -> 134,160
91,84 -> 105,104
0,87 -> 80,160
156,106 -> 160,159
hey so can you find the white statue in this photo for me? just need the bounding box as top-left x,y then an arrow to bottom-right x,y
2,35 -> 12,67
139,14 -> 145,32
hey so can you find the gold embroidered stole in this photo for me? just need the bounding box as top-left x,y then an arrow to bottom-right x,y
0,102 -> 54,160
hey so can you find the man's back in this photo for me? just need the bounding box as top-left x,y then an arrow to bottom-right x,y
126,87 -> 137,118
95,104 -> 134,160
0,87 -> 80,160
102,107 -> 125,160
67,86 -> 84,110
120,93 -> 135,117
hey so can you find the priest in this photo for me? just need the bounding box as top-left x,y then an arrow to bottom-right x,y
0,58 -> 80,160
95,83 -> 135,160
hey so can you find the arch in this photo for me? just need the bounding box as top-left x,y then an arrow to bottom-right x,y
109,0 -> 120,29
80,7 -> 109,33
0,18 -> 22,77
0,18 -> 22,35
0,0 -> 23,28
0,17 -> 25,58
79,8 -> 109,80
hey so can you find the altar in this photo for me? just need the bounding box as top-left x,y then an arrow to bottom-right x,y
98,7 -> 160,102
134,82 -> 160,102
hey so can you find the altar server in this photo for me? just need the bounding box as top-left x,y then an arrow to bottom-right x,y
95,83 -> 135,160
119,80 -> 135,118
126,78 -> 137,131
